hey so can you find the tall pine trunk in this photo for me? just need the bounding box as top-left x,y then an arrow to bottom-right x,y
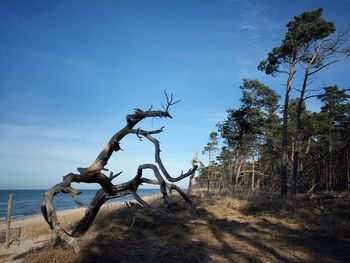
292,70 -> 309,195
207,150 -> 211,191
281,58 -> 296,196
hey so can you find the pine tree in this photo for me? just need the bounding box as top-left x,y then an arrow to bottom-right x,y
258,8 -> 337,195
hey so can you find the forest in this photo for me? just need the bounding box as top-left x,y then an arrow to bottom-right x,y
195,8 -> 350,196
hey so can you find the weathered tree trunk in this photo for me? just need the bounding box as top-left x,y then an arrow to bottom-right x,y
41,95 -> 197,252
347,146 -> 350,191
291,100 -> 304,194
292,42 -> 323,195
281,88 -> 291,195
281,55 -> 296,196
229,160 -> 233,188
251,157 -> 255,191
188,152 -> 198,194
235,159 -> 243,190
207,150 -> 211,191
5,194 -> 12,249
291,74 -> 307,195
188,173 -> 195,194
328,128 -> 333,191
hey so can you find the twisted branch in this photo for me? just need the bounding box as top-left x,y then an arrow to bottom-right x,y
41,94 -> 197,252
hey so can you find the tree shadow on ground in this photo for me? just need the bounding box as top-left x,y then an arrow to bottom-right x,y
78,195 -> 306,263
228,193 -> 350,262
22,194 -> 350,263
78,202 -> 212,263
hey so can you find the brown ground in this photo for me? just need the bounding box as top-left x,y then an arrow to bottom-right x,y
9,192 -> 350,262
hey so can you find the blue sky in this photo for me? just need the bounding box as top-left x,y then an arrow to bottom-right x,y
0,0 -> 349,189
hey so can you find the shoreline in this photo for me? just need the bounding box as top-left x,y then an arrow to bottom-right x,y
0,207 -> 86,232
0,188 -> 163,222
0,192 -> 163,232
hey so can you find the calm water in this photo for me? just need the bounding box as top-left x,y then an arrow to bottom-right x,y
0,189 -> 160,221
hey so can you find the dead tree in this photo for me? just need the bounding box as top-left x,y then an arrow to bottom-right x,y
40,92 -> 198,252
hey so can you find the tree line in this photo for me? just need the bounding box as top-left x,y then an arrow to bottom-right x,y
195,8 -> 350,195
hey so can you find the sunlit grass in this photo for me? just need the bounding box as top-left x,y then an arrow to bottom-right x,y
21,193 -> 163,239
21,191 -> 350,262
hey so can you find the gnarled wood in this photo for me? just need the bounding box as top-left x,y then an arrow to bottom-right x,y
41,94 -> 197,252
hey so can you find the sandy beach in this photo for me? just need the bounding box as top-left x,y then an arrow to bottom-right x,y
0,192 -> 163,237
0,207 -> 85,232
0,193 -> 164,262
0,192 -> 163,232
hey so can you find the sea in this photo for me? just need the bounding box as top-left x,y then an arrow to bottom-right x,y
0,189 -> 161,221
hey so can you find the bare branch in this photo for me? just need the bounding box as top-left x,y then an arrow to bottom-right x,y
131,192 -> 152,209
292,87 -> 302,93
141,178 -> 160,185
109,171 -> 123,181
135,130 -> 198,182
302,94 -> 320,101
309,55 -> 350,75
162,90 -> 181,114
41,97 -> 195,252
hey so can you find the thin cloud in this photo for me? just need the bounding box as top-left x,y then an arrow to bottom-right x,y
238,23 -> 256,30
236,58 -> 256,67
262,16 -> 283,31
249,34 -> 262,40
0,123 -> 85,140
19,46 -> 96,72
0,122 -> 109,147
201,112 -> 227,124
0,141 -> 96,163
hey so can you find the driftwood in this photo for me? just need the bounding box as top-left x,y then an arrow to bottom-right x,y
41,93 -> 198,251
5,193 -> 12,248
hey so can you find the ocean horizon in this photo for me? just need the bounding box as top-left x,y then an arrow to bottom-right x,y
0,188 -> 162,221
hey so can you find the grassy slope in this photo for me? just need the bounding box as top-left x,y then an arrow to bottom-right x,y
22,192 -> 350,263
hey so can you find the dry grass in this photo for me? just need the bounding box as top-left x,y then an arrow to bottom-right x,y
21,192 -> 350,263
21,211 -> 85,239
0,253 -> 12,260
20,193 -> 163,240
22,243 -> 75,263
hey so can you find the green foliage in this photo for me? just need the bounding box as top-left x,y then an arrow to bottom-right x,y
197,8 -> 350,194
283,8 -> 334,54
318,86 -> 350,120
218,79 -> 279,156
258,8 -> 335,75
216,146 -> 232,166
202,131 -> 219,156
317,85 -> 350,151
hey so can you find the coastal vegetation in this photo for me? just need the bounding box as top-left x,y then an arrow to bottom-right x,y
1,6 -> 349,263
22,192 -> 350,262
196,8 -> 350,196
